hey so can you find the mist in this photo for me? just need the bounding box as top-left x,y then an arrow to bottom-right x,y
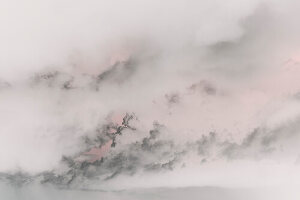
1,0 -> 300,199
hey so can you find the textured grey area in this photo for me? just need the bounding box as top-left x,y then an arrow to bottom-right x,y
1,111 -> 300,188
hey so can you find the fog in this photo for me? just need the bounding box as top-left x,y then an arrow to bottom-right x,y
1,0 -> 300,199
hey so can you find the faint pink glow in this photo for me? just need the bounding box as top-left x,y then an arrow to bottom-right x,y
81,113 -> 125,163
110,112 -> 124,126
74,47 -> 131,76
257,57 -> 300,97
108,50 -> 131,66
84,140 -> 113,163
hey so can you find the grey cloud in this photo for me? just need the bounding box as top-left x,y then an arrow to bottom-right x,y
195,132 -> 217,156
2,109 -> 300,189
188,80 -> 217,96
96,58 -> 138,86
0,116 -> 185,188
32,71 -> 75,90
221,118 -> 300,159
165,93 -> 180,105
2,0 -> 300,195
30,59 -> 137,91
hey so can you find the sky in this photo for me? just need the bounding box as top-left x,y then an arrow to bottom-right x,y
1,0 -> 300,199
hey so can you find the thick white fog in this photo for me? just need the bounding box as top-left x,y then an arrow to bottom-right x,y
1,0 -> 300,199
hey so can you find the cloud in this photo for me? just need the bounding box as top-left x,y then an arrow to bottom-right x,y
1,0 -> 300,197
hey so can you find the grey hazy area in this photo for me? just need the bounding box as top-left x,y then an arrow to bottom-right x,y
1,0 -> 300,199
0,185 -> 286,200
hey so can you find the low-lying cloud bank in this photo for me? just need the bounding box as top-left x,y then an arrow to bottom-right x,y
1,0 -> 300,199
